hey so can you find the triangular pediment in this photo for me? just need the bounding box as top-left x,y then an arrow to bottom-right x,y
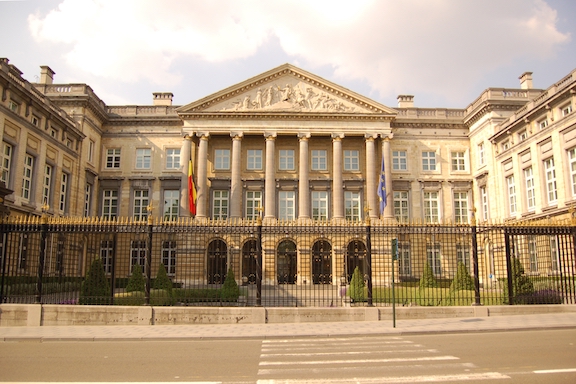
177,64 -> 397,116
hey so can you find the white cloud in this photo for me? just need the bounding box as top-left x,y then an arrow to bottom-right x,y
27,0 -> 570,103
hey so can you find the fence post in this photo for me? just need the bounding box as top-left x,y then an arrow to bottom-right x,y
504,228 -> 514,305
365,215 -> 373,306
471,217 -> 481,306
145,212 -> 153,305
36,215 -> 49,304
256,215 -> 263,306
0,223 -> 7,303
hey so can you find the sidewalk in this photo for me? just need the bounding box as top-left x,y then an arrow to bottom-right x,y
1,312 -> 575,341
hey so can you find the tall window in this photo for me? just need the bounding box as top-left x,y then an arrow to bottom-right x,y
279,149 -> 294,171
506,175 -> 517,216
130,240 -> 147,272
102,190 -> 118,219
214,149 -> 230,170
477,142 -> 485,166
106,148 -> 121,169
569,148 -> 576,197
550,236 -> 560,272
392,150 -> 407,171
480,186 -> 489,221
133,190 -> 149,221
422,151 -> 436,171
453,192 -> 468,223
398,241 -> 411,275
451,151 -> 466,171
22,154 -> 34,201
278,191 -> 295,220
311,150 -> 327,171
88,140 -> 95,163
213,190 -> 229,219
162,240 -> 177,276
163,190 -> 179,221
1,142 -> 12,185
136,148 -> 152,169
100,240 -> 114,274
165,148 -> 180,169
343,150 -> 360,171
423,191 -> 439,223
528,236 -> 538,272
247,149 -> 262,170
524,167 -> 536,211
393,191 -> 409,223
245,191 -> 262,219
311,191 -> 328,220
344,191 -> 361,221
59,173 -> 68,213
42,164 -> 53,206
543,157 -> 557,204
426,243 -> 442,275
84,183 -> 92,217
456,243 -> 470,271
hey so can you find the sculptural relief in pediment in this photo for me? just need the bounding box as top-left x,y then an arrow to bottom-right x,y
206,77 -> 366,113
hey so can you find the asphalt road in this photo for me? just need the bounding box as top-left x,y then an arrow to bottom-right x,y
1,329 -> 575,383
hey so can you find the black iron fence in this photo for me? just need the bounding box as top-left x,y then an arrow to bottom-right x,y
1,216 -> 575,307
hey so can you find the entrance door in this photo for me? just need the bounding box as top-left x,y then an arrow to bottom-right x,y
207,239 -> 227,284
277,240 -> 297,284
312,240 -> 332,284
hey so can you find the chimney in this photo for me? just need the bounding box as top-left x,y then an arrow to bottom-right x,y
397,95 -> 414,108
153,92 -> 173,106
519,72 -> 533,90
40,66 -> 55,84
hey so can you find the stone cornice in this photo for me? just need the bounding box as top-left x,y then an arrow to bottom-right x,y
177,112 -> 394,122
392,122 -> 467,129
464,103 -> 525,127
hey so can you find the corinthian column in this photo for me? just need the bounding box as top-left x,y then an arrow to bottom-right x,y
298,133 -> 311,220
264,132 -> 277,219
381,134 -> 394,219
365,134 -> 378,219
230,132 -> 243,218
332,133 -> 344,220
195,133 -> 209,218
180,135 -> 192,216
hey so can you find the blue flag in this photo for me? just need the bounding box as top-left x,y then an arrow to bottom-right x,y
378,156 -> 387,216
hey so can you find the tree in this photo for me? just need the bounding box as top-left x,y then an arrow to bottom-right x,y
450,262 -> 475,291
220,267 -> 240,301
126,264 -> 145,293
419,262 -> 439,289
349,266 -> 366,303
153,263 -> 173,293
79,258 -> 111,305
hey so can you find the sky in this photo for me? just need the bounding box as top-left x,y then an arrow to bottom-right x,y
1,0 -> 575,109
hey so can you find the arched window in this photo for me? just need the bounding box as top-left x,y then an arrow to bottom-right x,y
207,239 -> 227,284
312,240 -> 332,284
277,240 -> 297,284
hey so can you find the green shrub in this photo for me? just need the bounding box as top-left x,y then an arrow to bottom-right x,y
220,268 -> 240,301
419,262 -> 439,289
153,263 -> 173,293
126,264 -> 145,293
349,266 -> 366,303
79,258 -> 111,305
501,257 -> 535,303
450,262 -> 475,292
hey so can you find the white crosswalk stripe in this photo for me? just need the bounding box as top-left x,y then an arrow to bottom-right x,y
257,336 -> 510,382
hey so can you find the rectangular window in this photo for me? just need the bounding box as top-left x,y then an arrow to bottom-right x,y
31,115 -> 40,127
518,130 -> 528,142
42,164 -> 52,206
311,191 -> 328,220
214,149 -> 230,170
506,175 -> 517,216
457,243 -> 470,271
393,191 -> 409,223
133,190 -> 149,220
422,151 -> 436,171
311,150 -> 327,171
524,167 -> 536,211
398,241 -> 411,275
392,150 -> 407,171
423,191 -> 439,223
130,240 -> 147,272
477,142 -> 485,166
162,240 -> 177,276
102,190 -> 118,219
88,140 -> 95,163
451,151 -> 466,171
22,154 -> 34,201
544,157 -> 557,204
106,148 -> 121,169
18,234 -> 28,270
59,173 -> 68,213
165,148 -> 181,169
279,149 -> 294,171
213,190 -> 229,219
453,192 -> 468,224
427,243 -> 442,275
343,150 -> 360,171
247,149 -> 263,170
344,191 -> 361,221
562,104 -> 573,117
245,190 -> 262,220
550,236 -> 560,272
502,140 -> 510,151
539,119 -> 549,130
163,190 -> 179,221
528,236 -> 538,272
136,148 -> 152,169
84,183 -> 92,217
8,100 -> 19,113
100,240 -> 114,274
569,148 -> 576,197
278,191 -> 296,220
480,186 -> 489,221
1,142 -> 12,185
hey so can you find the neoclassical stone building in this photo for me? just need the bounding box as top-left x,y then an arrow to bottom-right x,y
1,57 -> 575,285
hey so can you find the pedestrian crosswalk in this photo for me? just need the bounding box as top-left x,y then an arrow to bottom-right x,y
256,336 -> 509,383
